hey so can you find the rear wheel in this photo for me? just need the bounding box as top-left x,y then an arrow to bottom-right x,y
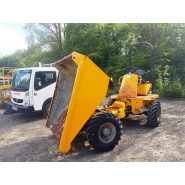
147,101 -> 161,127
87,111 -> 122,152
43,102 -> 51,118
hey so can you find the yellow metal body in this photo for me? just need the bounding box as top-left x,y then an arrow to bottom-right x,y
46,52 -> 159,153
0,68 -> 16,102
46,52 -> 110,153
137,83 -> 151,96
101,101 -> 125,119
117,73 -> 138,100
111,73 -> 159,115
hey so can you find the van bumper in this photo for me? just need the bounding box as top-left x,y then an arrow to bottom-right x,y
5,101 -> 35,115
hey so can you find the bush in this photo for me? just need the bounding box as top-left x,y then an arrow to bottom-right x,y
162,79 -> 185,98
106,86 -> 120,97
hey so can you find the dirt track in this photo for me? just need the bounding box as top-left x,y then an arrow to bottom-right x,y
0,98 -> 184,162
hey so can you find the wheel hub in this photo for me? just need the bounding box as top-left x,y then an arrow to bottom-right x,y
99,123 -> 116,143
102,127 -> 111,136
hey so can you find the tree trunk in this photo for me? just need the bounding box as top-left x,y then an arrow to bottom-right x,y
58,23 -> 63,58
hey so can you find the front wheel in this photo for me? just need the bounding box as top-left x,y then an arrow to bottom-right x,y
87,111 -> 122,152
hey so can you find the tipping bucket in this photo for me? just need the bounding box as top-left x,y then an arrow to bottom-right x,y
46,52 -> 110,153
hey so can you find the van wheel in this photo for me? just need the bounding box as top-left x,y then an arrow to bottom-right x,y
87,111 -> 122,152
43,102 -> 51,118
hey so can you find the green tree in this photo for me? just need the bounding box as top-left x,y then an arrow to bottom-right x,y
1,23 -> 185,98
24,23 -> 64,59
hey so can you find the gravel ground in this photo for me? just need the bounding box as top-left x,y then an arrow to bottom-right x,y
0,98 -> 184,162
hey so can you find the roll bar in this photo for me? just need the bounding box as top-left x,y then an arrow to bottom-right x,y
128,41 -> 155,93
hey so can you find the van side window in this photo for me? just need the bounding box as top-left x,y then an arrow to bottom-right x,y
34,71 -> 56,90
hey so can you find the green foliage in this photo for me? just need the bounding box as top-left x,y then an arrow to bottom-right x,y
24,23 -> 63,59
1,23 -> 185,98
63,23 -> 129,70
161,79 -> 185,98
0,45 -> 61,68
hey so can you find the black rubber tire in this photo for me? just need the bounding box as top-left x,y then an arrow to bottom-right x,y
87,111 -> 123,152
107,98 -> 116,107
43,102 -> 51,118
147,101 -> 161,127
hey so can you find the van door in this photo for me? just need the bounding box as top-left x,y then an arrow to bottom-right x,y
33,71 -> 56,111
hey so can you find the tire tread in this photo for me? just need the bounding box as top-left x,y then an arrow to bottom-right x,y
87,111 -> 122,152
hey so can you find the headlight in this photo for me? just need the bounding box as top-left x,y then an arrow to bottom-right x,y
24,91 -> 30,106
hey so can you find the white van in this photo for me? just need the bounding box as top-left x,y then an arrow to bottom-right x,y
7,67 -> 58,117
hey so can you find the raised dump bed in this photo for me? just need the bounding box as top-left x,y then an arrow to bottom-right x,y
46,52 -> 111,153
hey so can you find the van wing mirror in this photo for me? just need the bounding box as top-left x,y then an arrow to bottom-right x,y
35,78 -> 41,89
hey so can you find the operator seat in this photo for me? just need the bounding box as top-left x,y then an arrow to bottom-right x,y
132,70 -> 145,84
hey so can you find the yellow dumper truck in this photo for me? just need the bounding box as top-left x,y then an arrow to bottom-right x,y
46,41 -> 161,153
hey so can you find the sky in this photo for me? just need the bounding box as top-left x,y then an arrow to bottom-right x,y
0,23 -> 27,57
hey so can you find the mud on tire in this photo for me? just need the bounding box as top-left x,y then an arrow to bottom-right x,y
87,111 -> 123,152
147,101 -> 161,127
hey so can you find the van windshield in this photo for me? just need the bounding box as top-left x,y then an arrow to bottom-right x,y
11,70 -> 32,91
